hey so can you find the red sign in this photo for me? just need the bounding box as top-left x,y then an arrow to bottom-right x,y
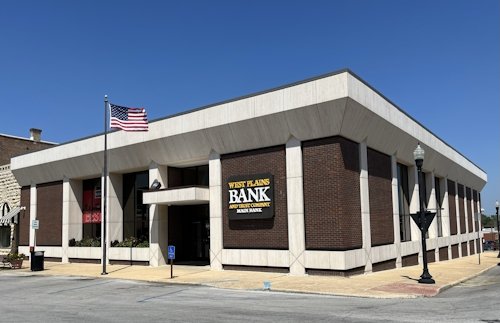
82,211 -> 101,224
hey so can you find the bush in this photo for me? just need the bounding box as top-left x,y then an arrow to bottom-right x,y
72,237 -> 101,247
113,237 -> 149,248
7,253 -> 25,261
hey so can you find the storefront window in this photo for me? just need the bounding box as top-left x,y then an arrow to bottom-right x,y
397,163 -> 411,242
82,178 -> 101,239
435,177 -> 443,237
123,171 -> 149,242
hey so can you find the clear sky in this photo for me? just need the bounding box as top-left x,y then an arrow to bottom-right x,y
1,1 -> 498,214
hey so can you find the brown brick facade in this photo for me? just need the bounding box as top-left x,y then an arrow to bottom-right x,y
221,146 -> 288,249
0,134 -> 53,165
36,181 -> 63,246
367,148 -> 393,247
19,186 -> 31,246
461,242 -> 468,257
402,254 -> 418,267
451,244 -> 459,259
302,136 -> 362,251
448,180 -> 457,235
439,247 -> 448,261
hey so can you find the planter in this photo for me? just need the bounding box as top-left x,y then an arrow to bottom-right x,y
10,259 -> 23,269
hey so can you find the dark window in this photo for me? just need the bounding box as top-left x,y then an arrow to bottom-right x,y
435,177 -> 443,237
168,165 -> 209,187
397,163 -> 411,242
123,171 -> 149,241
0,226 -> 10,248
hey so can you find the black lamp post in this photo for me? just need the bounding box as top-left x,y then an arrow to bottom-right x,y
496,201 -> 500,258
412,143 -> 435,284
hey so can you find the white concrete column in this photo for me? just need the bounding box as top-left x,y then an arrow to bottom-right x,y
29,184 -> 36,248
107,173 -> 123,244
471,193 -> 478,254
455,181 -> 462,257
149,163 -> 168,267
209,151 -> 223,270
62,178 -> 82,263
285,137 -> 306,276
391,156 -> 402,268
441,178 -> 452,260
409,166 -> 420,242
476,195 -> 482,253
463,186 -> 470,256
359,142 -> 372,273
427,172 -> 437,239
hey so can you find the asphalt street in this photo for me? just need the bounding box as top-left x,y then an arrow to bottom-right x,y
1,266 -> 499,323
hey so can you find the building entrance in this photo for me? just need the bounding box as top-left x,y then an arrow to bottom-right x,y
168,205 -> 209,265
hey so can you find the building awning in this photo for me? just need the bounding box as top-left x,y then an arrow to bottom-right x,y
0,206 -> 21,225
143,186 -> 209,206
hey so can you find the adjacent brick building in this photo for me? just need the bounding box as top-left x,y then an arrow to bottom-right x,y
0,129 -> 55,251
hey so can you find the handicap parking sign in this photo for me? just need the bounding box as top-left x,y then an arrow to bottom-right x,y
168,245 -> 175,260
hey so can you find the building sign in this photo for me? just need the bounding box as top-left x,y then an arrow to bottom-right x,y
227,173 -> 274,220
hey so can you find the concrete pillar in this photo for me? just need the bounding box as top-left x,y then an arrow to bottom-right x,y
285,137 -> 306,276
107,173 -> 123,244
149,163 -> 168,267
29,184 -> 36,248
441,178 -> 452,260
455,181 -> 462,257
476,196 -> 482,253
409,166 -> 420,242
62,178 -> 82,263
427,172 -> 437,239
359,142 -> 372,273
391,156 -> 402,268
209,151 -> 223,270
463,186 -> 470,256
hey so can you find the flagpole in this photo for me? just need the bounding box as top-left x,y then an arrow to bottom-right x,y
102,95 -> 108,275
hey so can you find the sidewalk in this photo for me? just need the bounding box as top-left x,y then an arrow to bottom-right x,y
4,251 -> 498,299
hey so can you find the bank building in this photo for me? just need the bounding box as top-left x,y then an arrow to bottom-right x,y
10,69 -> 486,276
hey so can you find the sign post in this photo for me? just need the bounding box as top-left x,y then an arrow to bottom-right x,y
167,245 -> 175,279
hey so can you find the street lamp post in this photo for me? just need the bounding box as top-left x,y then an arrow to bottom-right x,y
496,201 -> 499,258
412,143 -> 435,284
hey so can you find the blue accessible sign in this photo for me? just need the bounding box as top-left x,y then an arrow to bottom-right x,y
167,245 -> 175,260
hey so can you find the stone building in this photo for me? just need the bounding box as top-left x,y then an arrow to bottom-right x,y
11,70 -> 486,275
0,129 -> 55,252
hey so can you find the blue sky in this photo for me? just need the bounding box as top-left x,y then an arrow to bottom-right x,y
1,1 -> 498,214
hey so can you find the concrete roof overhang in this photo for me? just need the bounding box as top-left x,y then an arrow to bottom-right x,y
11,70 -> 487,190
142,186 -> 209,205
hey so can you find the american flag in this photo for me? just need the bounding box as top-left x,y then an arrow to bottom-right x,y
109,103 -> 148,131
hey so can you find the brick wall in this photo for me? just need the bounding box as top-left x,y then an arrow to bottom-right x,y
36,181 -> 63,246
302,136 -> 362,251
461,242 -> 468,257
402,254 -> 418,267
367,148 -> 393,247
458,183 -> 466,234
448,180 -> 458,235
19,186 -> 30,246
439,247 -> 448,261
0,135 -> 54,165
221,146 -> 288,249
451,244 -> 459,259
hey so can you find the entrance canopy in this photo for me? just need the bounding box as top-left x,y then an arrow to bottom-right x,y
143,186 -> 209,205
0,206 -> 21,225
